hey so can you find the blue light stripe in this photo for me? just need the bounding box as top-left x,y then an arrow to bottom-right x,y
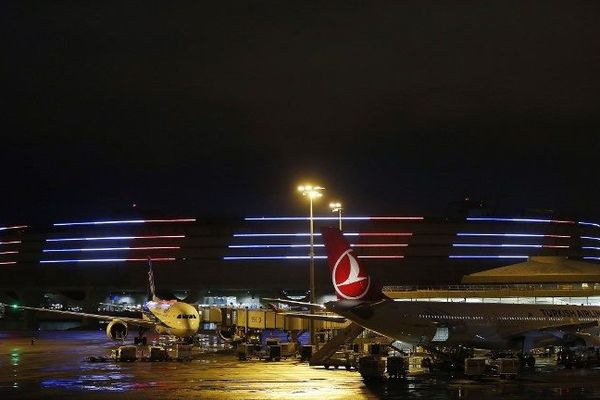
456,233 -> 570,238
467,217 -> 574,224
580,222 -> 600,229
584,257 -> 600,261
582,247 -> 600,251
582,237 -> 600,242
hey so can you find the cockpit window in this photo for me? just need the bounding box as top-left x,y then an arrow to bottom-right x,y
177,314 -> 196,319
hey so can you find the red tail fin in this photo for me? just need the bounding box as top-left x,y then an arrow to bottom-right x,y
321,227 -> 384,301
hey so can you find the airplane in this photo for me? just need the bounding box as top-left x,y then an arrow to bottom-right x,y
1,258 -> 200,344
269,227 -> 600,353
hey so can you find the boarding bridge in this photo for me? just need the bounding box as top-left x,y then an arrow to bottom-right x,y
198,307 -> 349,332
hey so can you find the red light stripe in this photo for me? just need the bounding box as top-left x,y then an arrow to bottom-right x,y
359,232 -> 413,236
352,244 -> 408,248
359,255 -> 405,259
369,217 -> 423,221
0,225 -> 28,231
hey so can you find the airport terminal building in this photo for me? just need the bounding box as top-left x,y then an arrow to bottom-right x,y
2,212 -> 600,320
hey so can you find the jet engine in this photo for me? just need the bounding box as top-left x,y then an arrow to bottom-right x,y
563,332 -> 600,348
106,319 -> 128,340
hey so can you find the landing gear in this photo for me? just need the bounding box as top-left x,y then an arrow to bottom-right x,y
525,354 -> 536,368
134,327 -> 148,345
184,336 -> 194,345
134,336 -> 147,345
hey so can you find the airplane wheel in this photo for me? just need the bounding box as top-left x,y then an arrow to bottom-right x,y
324,365 -> 330,369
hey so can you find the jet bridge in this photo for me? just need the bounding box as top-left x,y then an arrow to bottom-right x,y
198,306 -> 348,332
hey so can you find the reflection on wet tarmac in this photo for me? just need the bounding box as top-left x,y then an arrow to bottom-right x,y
4,331 -> 600,399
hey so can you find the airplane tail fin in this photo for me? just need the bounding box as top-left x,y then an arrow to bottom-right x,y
147,257 -> 158,301
321,227 -> 386,301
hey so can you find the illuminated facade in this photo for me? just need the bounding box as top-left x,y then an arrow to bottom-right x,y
1,215 -> 600,309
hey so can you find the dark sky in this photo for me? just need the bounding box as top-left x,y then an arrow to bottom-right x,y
3,1 -> 600,223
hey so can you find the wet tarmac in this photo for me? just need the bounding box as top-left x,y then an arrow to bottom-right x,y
3,331 -> 600,399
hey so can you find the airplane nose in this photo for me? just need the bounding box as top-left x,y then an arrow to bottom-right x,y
188,314 -> 200,333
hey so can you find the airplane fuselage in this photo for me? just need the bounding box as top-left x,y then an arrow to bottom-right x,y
144,299 -> 200,337
326,300 -> 600,350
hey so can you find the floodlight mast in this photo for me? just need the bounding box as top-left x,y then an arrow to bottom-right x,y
329,202 -> 343,230
297,184 -> 324,347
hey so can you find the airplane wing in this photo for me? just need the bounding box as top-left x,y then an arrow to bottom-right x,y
511,320 -> 599,339
262,297 -> 325,310
538,320 -> 599,332
99,302 -> 136,309
1,303 -> 156,328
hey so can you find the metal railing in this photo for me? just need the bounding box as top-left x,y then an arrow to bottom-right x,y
383,283 -> 600,293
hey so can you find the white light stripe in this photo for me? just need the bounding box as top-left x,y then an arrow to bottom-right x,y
580,222 -> 600,229
457,233 -> 570,238
0,241 -> 21,245
0,225 -> 28,231
229,244 -> 324,248
43,246 -> 180,253
224,256 -> 327,260
449,255 -> 529,259
233,232 -> 412,237
40,258 -> 176,263
53,218 -> 195,226
467,217 -> 575,224
234,233 -> 319,237
228,243 -> 408,249
0,261 -> 17,265
0,251 -> 18,255
223,255 -> 402,260
244,216 -> 423,221
46,235 -> 185,242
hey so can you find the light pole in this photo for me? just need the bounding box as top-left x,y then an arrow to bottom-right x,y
329,202 -> 343,230
297,184 -> 324,347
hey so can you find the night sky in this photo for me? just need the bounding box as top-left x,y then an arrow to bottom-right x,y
3,2 -> 600,223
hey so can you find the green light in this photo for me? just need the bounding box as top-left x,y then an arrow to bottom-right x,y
11,304 -> 18,309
